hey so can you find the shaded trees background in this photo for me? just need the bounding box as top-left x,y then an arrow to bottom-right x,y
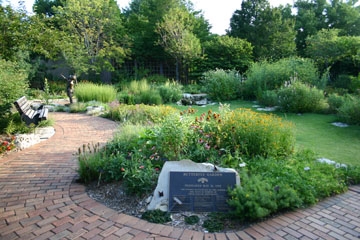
1,0 -> 359,86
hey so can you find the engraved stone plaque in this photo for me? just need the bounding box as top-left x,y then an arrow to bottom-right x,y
168,171 -> 236,212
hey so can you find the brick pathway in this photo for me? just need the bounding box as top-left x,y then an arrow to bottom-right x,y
0,112 -> 359,240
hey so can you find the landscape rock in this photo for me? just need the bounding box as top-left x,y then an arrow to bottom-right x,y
147,159 -> 240,212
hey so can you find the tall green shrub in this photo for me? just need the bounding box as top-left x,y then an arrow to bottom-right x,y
158,81 -> 183,103
75,82 -> 117,103
244,57 -> 320,99
277,81 -> 325,113
119,79 -> 163,105
338,95 -> 360,125
201,69 -> 242,101
0,59 -> 29,117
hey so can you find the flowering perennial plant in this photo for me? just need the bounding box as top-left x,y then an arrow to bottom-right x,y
0,136 -> 16,155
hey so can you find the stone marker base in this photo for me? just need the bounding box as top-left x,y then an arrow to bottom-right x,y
147,159 -> 240,212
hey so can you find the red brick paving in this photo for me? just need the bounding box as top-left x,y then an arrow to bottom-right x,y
0,112 -> 359,239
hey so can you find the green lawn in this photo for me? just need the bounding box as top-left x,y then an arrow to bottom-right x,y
171,101 -> 360,166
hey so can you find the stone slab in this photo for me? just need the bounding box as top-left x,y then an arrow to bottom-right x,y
147,160 -> 240,212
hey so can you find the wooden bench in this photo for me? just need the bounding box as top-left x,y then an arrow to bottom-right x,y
14,96 -> 48,126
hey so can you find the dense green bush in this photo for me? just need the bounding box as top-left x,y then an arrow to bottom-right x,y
327,93 -> 347,113
118,79 -> 163,105
201,69 -> 242,101
277,81 -> 326,113
157,81 -> 183,103
75,82 -> 117,103
244,57 -> 321,99
105,104 -> 178,124
257,90 -> 278,107
228,151 -> 358,221
0,59 -> 29,119
181,106 -> 295,162
337,95 -> 360,125
134,88 -> 162,105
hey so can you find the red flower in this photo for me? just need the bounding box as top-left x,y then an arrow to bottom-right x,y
2,141 -> 8,146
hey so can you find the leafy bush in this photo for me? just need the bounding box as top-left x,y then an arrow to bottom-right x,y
228,150 -> 359,222
105,104 -> 178,124
119,79 -> 163,105
75,82 -> 117,103
201,69 -> 242,101
0,136 -> 16,155
228,173 -> 278,221
218,108 -> 295,158
277,81 -> 325,113
337,95 -> 360,125
244,57 -> 320,99
141,209 -> 171,223
134,88 -> 162,105
158,81 -> 183,103
257,90 -> 278,107
181,106 -> 295,162
153,114 -> 190,160
327,93 -> 347,113
0,59 -> 29,118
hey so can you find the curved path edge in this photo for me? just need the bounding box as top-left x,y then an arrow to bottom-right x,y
0,112 -> 359,240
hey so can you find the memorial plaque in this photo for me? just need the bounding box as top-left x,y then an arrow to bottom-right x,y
168,171 -> 236,212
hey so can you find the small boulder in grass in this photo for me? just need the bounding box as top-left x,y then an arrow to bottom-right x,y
331,122 -> 349,128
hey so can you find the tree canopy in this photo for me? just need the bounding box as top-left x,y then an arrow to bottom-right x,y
0,0 -> 359,84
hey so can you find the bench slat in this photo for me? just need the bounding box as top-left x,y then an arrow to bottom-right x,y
14,96 -> 48,126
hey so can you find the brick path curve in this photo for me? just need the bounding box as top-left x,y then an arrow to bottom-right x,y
0,112 -> 359,239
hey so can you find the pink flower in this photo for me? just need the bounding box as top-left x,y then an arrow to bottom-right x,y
139,165 -> 144,169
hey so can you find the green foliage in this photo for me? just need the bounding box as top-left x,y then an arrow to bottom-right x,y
184,215 -> 199,225
77,143 -> 105,184
202,35 -> 253,73
141,210 -> 171,224
0,136 -> 16,155
327,93 -> 347,113
219,108 -> 295,158
0,59 -> 29,117
118,79 -> 163,105
3,113 -> 34,135
134,89 -> 162,105
53,0 -> 127,76
229,1 -> 296,60
122,157 -> 158,196
244,57 -> 320,99
306,29 -> 360,77
202,213 -> 225,232
201,69 -> 242,101
337,95 -> 360,125
105,104 -> 178,124
277,81 -> 326,113
228,173 -> 278,221
229,150 -> 359,222
157,81 -> 183,103
257,90 -> 278,107
153,113 -> 190,160
75,82 -> 117,103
